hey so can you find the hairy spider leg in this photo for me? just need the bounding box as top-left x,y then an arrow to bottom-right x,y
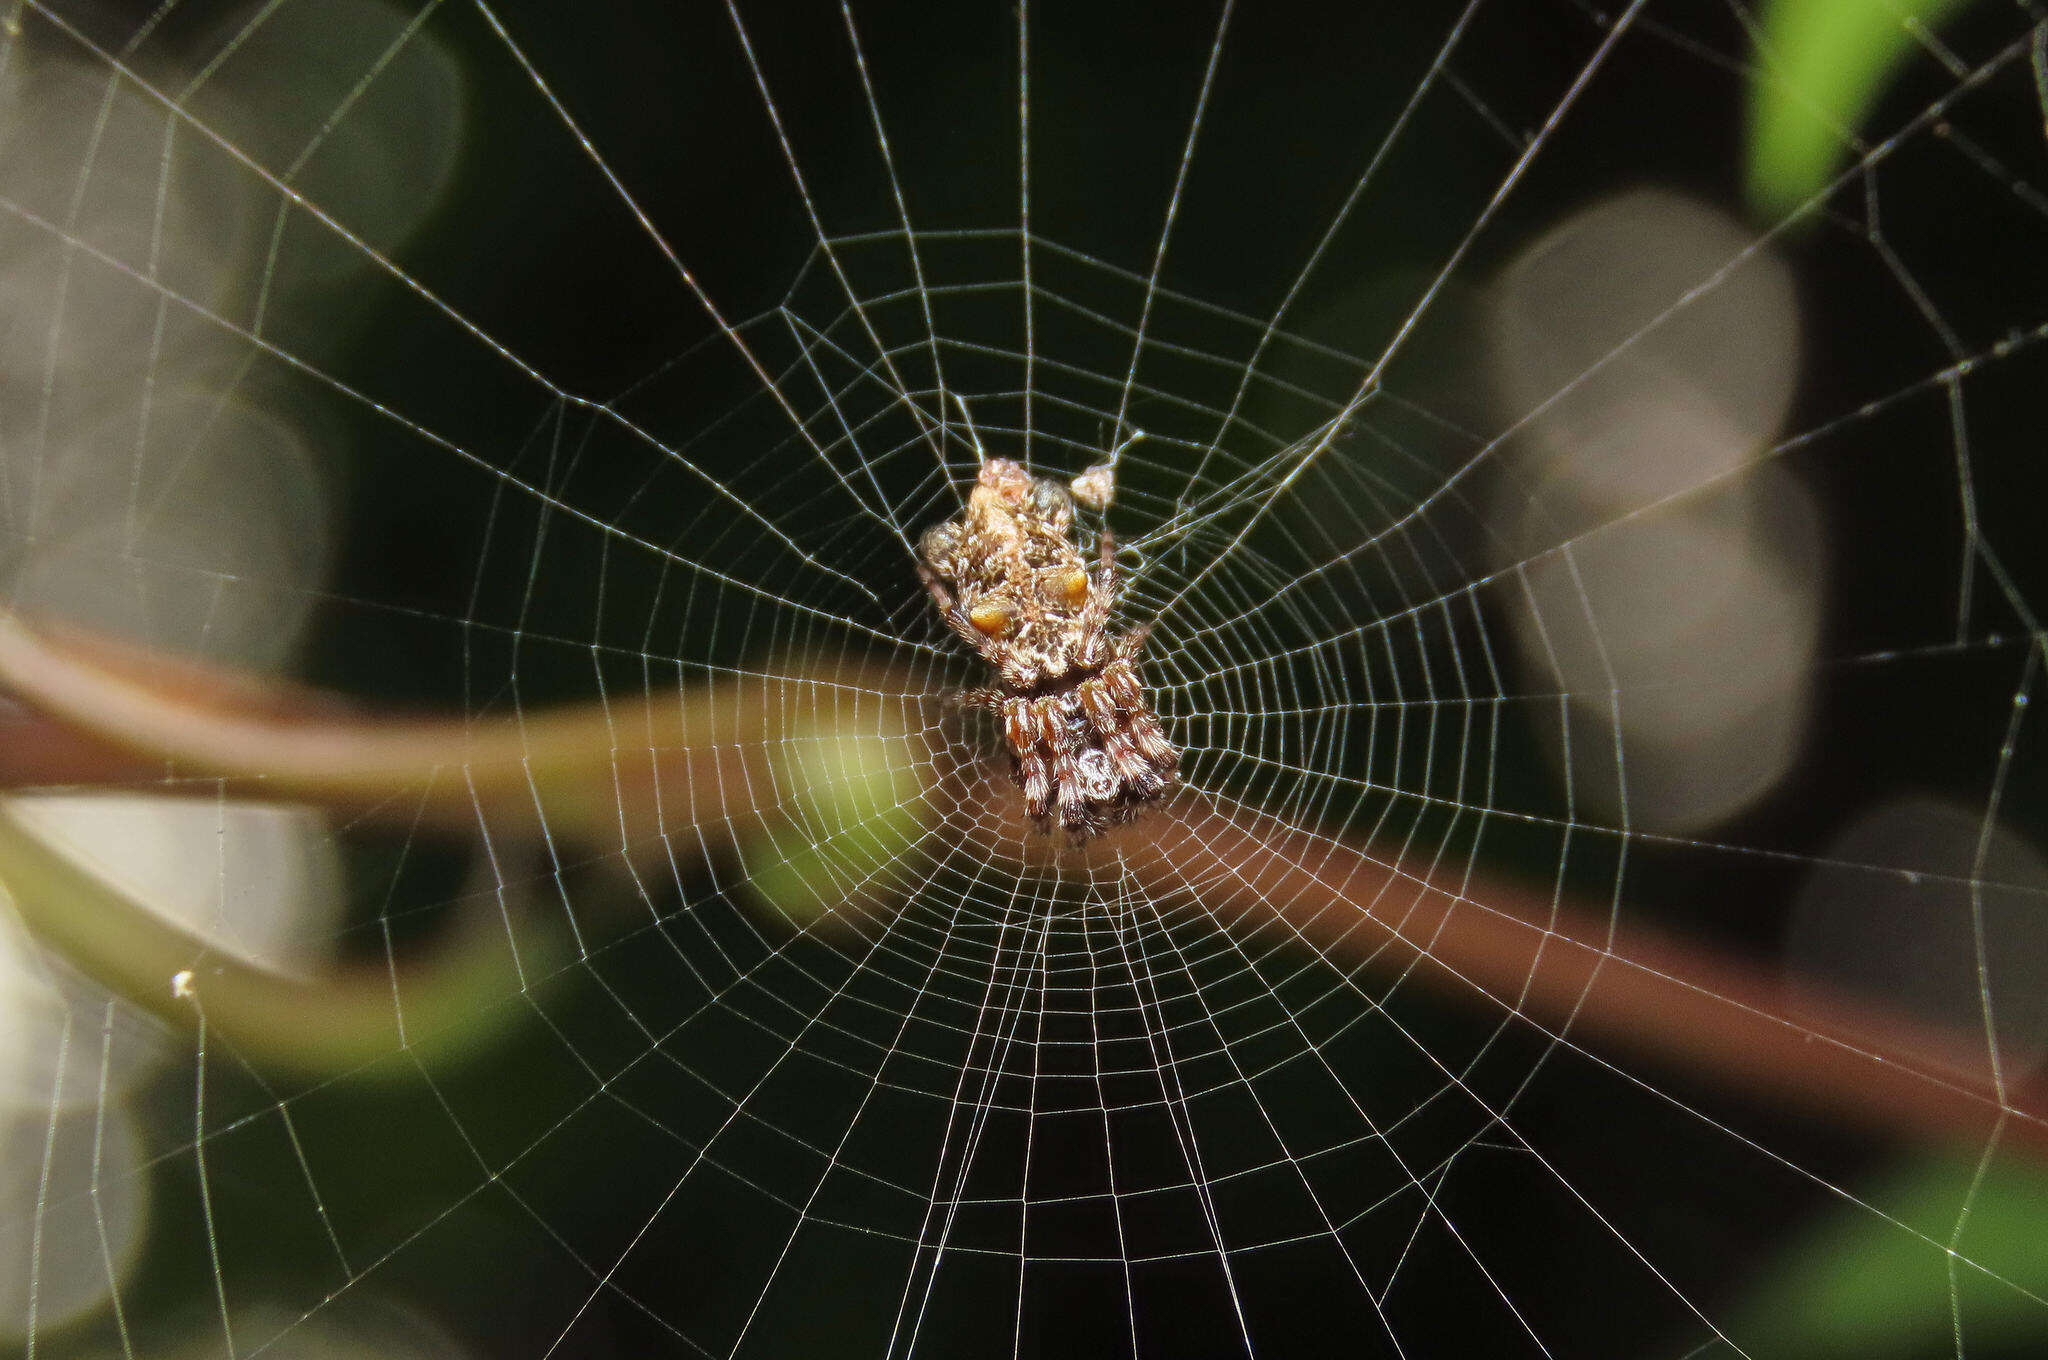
918,559 -> 993,664
1074,525 -> 1119,664
1082,529 -> 1156,665
916,559 -> 956,621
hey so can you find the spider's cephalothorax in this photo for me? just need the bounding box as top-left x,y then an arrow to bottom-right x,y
918,457 -> 1177,837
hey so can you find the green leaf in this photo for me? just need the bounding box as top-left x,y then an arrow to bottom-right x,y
742,719 -> 928,925
1746,0 -> 1972,219
1726,1150 -> 2048,1356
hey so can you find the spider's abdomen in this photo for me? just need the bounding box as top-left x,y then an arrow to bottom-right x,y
998,662 -> 1177,837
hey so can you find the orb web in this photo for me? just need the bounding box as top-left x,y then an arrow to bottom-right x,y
0,1 -> 2046,1358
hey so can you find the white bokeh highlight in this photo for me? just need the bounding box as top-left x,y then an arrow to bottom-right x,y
1490,187 -> 1818,831
0,1100 -> 147,1344
0,17 -> 447,1339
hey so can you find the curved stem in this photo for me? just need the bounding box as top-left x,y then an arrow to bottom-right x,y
2,609 -> 2042,1157
0,612 -> 829,847
0,613 -> 926,1075
977,777 -> 2048,1156
0,802 -> 534,1075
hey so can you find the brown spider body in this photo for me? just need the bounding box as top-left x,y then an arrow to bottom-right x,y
918,457 -> 1177,837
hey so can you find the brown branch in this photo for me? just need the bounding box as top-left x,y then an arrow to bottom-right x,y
0,612 -> 913,852
1,610 -> 2043,1156
0,800 -> 535,1074
0,614 -> 927,1073
969,778 -> 2048,1156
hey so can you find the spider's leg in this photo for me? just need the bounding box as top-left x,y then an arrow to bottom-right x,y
1104,724 -> 1168,795
920,560 -> 1001,660
1072,526 -> 1121,662
1079,676 -> 1120,736
916,560 -> 955,615
1088,533 -> 1162,663
918,561 -> 978,641
1127,707 -> 1178,774
1055,758 -> 1090,833
1017,746 -> 1053,823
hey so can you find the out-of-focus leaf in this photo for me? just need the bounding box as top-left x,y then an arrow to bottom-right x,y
0,610 -> 931,1072
741,720 -> 930,925
0,806 -> 539,1076
1727,1151 -> 2048,1356
1746,0 -> 1971,218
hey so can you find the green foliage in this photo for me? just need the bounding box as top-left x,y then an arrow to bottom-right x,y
1728,1151 -> 2048,1356
743,722 -> 927,925
1746,0 -> 1972,217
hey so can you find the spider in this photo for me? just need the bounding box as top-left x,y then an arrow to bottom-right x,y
917,454 -> 1178,837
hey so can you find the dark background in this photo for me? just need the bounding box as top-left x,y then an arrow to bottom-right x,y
32,0 -> 2048,1356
